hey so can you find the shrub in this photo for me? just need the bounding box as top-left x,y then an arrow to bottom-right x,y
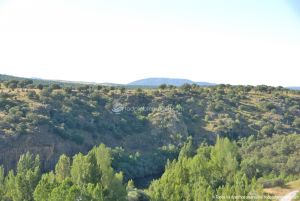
27,91 -> 39,100
293,117 -> 300,128
259,178 -> 285,188
260,124 -> 274,137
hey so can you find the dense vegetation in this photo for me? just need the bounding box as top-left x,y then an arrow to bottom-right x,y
3,135 -> 299,200
0,144 -> 128,201
0,76 -> 300,200
0,138 -> 279,201
240,134 -> 300,185
147,135 -> 300,200
148,138 -> 268,201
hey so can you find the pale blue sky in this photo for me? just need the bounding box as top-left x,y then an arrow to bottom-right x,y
0,0 -> 299,86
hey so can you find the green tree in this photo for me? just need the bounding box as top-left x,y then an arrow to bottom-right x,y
92,144 -> 127,201
148,138 -> 267,201
71,153 -> 96,185
34,172 -> 58,201
260,124 -> 274,137
158,84 -> 167,90
4,170 -> 15,200
11,152 -> 41,201
0,166 -> 5,199
48,178 -> 73,201
55,154 -> 71,182
293,117 -> 300,128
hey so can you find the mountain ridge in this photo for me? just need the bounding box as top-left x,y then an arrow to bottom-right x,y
128,77 -> 216,86
1,73 -> 300,89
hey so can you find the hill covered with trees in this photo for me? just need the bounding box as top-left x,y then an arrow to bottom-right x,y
0,76 -> 300,199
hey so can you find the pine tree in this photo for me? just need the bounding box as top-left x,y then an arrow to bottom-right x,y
33,172 -> 58,201
71,153 -> 92,185
0,166 -> 5,199
55,155 -> 71,182
148,138 -> 269,201
12,152 -> 41,201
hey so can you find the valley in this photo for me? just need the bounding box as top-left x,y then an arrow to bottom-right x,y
0,76 -> 300,200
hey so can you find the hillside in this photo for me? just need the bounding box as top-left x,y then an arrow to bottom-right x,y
0,78 -> 300,200
0,78 -> 300,187
0,74 -> 95,88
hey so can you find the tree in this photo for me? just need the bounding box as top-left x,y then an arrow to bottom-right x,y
92,144 -> 127,201
178,138 -> 193,159
148,138 -> 267,201
37,84 -> 44,90
71,153 -> 96,185
19,80 -> 33,88
120,87 -> 126,93
260,124 -> 274,137
34,172 -> 58,201
158,84 -> 167,90
4,170 -> 15,200
48,178 -> 73,201
181,84 -> 192,91
126,180 -> 135,191
0,166 -> 5,199
292,117 -> 300,128
50,84 -> 61,90
11,152 -> 41,201
55,155 -> 71,182
28,91 -> 38,100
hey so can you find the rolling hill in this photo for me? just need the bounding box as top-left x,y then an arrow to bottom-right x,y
0,75 -> 300,200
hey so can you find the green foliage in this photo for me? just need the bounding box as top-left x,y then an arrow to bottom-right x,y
0,144 -> 129,201
0,78 -> 300,200
158,84 -> 167,90
127,180 -> 150,201
1,135 -> 300,200
71,153 -> 97,185
112,147 -> 178,188
0,152 -> 41,201
0,79 -> 299,145
34,172 -> 58,201
55,155 -> 71,182
148,138 -> 268,201
295,192 -> 300,201
260,124 -> 274,137
0,144 -> 127,201
293,117 -> 300,128
259,102 -> 276,112
240,134 -> 300,181
0,166 -> 4,198
27,91 -> 39,100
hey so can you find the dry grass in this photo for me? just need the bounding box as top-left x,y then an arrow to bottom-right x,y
264,179 -> 300,197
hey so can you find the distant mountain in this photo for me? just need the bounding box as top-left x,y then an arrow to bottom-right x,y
2,74 -> 215,88
128,78 -> 215,87
288,87 -> 300,90
0,74 -> 24,81
0,74 -> 96,87
99,82 -> 124,86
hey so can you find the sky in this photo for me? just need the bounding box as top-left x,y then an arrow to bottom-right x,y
0,0 -> 300,86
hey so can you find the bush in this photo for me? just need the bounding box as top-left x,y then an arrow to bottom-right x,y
260,124 -> 274,137
158,84 -> 167,90
259,178 -> 285,188
50,84 -> 61,90
293,117 -> 300,128
260,102 -> 276,111
27,91 -> 39,100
